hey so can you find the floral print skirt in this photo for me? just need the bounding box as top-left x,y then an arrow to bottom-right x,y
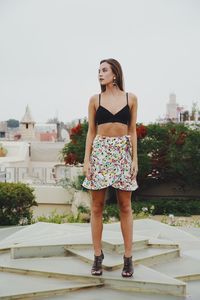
82,134 -> 138,191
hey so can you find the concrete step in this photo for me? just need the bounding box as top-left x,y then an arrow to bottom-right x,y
102,238 -> 149,253
134,246 -> 180,267
0,226 -> 26,242
151,254 -> 200,281
0,222 -> 194,298
0,271 -> 102,299
0,255 -> 186,299
65,246 -> 180,270
31,286 -> 192,300
10,237 -> 151,259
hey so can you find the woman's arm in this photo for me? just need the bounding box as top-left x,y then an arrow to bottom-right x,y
128,93 -> 138,177
83,95 -> 97,177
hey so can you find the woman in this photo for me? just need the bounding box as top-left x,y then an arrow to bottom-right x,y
82,58 -> 138,277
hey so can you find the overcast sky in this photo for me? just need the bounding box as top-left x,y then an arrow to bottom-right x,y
0,0 -> 200,124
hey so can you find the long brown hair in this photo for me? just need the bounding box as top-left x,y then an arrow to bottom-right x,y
99,58 -> 125,92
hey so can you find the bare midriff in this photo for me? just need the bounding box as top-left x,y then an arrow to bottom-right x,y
96,123 -> 129,137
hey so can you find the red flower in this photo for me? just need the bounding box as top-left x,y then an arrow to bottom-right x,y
64,152 -> 78,165
136,125 -> 147,139
70,123 -> 82,144
71,123 -> 82,136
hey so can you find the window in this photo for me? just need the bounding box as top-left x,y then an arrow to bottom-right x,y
0,132 -> 5,138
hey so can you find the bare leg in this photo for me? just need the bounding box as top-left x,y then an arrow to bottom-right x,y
116,189 -> 133,257
90,188 -> 107,256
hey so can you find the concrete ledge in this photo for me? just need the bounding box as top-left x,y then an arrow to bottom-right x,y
0,249 -> 9,254
175,274 -> 200,282
102,239 -> 149,253
11,238 -> 151,259
148,243 -> 180,249
103,278 -> 186,297
0,266 -> 102,284
11,244 -> 92,259
11,245 -> 66,259
0,265 -> 186,297
0,285 -> 100,300
66,247 -> 180,270
0,271 -> 103,300
135,249 -> 180,266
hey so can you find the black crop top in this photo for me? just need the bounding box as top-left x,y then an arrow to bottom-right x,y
95,92 -> 131,125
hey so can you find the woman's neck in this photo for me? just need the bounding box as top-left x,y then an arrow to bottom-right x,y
104,84 -> 121,96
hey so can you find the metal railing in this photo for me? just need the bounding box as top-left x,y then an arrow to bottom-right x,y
0,166 -> 55,185
0,169 -> 6,182
0,165 -> 83,185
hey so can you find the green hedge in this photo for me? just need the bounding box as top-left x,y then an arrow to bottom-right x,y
132,198 -> 200,216
104,198 -> 200,218
137,123 -> 200,188
0,183 -> 37,225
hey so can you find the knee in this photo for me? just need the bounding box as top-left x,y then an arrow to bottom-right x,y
119,202 -> 132,214
91,202 -> 104,216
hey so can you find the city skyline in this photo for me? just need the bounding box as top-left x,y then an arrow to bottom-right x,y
0,0 -> 200,124
0,92 -> 198,125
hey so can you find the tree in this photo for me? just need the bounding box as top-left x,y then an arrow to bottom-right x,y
7,119 -> 19,128
61,119 -> 88,164
61,121 -> 200,189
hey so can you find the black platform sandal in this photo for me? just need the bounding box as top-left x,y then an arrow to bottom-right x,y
91,250 -> 104,276
121,255 -> 134,278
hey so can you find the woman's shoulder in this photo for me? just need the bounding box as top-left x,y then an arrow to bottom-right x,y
127,92 -> 137,101
127,92 -> 137,102
88,94 -> 99,105
127,92 -> 138,110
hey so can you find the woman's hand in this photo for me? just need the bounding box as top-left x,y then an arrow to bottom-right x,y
131,160 -> 138,180
83,160 -> 92,180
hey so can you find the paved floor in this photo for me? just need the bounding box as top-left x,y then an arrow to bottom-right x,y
0,219 -> 200,299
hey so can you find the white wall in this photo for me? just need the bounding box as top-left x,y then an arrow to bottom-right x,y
31,185 -> 74,218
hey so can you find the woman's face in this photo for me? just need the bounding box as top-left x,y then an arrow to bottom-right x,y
98,62 -> 115,85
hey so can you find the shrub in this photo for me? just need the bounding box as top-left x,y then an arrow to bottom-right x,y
61,120 -> 88,165
33,207 -> 90,224
103,199 -> 200,221
103,203 -> 120,222
57,174 -> 87,191
71,175 -> 88,191
137,123 -> 200,188
33,210 -> 68,224
0,183 -> 37,225
61,121 -> 200,191
132,197 -> 200,216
